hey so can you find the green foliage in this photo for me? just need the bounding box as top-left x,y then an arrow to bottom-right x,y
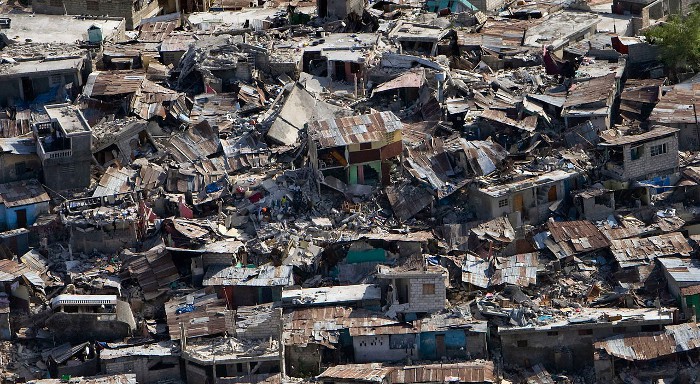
645,5 -> 700,75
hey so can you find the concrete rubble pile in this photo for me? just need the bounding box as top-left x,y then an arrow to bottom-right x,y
0,0 -> 698,382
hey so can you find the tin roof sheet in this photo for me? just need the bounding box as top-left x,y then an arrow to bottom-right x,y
309,111 -> 402,148
203,264 -> 293,287
0,179 -> 49,208
594,323 -> 700,361
610,232 -> 692,268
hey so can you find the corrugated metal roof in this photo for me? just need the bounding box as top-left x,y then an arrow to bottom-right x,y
83,71 -> 145,97
165,293 -> 234,340
169,121 -> 221,163
0,179 -> 49,208
390,362 -> 495,383
283,306 -> 400,347
28,374 -> 137,384
491,253 -> 538,287
594,323 -> 700,361
318,361 -> 495,383
657,257 -> 700,284
318,363 -> 393,382
93,167 -> 137,197
611,232 -> 692,268
403,137 -> 469,200
479,109 -> 537,132
42,341 -> 91,364
309,111 -> 403,149
373,70 -> 425,95
562,73 -> 616,108
0,258 -> 32,282
650,83 -> 700,125
461,253 -> 490,289
546,220 -> 610,258
160,33 -> 196,52
620,79 -> 662,104
203,264 -> 293,287
462,252 -> 538,288
138,20 -> 178,43
599,126 -> 679,146
125,244 -> 180,293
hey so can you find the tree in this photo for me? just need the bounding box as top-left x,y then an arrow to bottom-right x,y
645,5 -> 700,80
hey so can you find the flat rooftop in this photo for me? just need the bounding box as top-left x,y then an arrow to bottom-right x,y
281,284 -> 382,305
499,307 -> 674,334
188,7 -> 313,29
477,169 -> 579,198
45,104 -> 92,135
0,14 -> 124,44
523,11 -> 600,49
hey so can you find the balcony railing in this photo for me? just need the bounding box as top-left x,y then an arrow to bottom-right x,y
37,141 -> 72,161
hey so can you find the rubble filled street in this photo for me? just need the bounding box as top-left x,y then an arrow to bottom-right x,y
0,0 -> 699,382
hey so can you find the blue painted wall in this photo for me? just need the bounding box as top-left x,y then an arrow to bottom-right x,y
2,202 -> 48,230
419,330 -> 468,360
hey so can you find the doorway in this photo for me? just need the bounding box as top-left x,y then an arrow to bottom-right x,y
21,78 -> 34,102
548,185 -> 558,202
16,209 -> 27,229
436,334 -> 446,358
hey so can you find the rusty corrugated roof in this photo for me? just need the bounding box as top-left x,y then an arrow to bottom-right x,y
390,362 -> 495,383
84,71 -> 145,97
0,179 -> 50,208
599,125 -> 678,146
318,361 -> 495,383
610,232 -> 692,268
650,83 -> 700,125
283,306 -> 401,347
546,220 -> 610,258
318,363 -> 393,382
594,323 -> 700,361
562,73 -> 616,108
165,293 -> 234,340
309,111 -> 402,149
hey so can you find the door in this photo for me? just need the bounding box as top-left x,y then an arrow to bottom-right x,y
514,193 -> 524,213
21,78 -> 34,101
16,209 -> 27,229
548,185 -> 558,202
436,334 -> 446,358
